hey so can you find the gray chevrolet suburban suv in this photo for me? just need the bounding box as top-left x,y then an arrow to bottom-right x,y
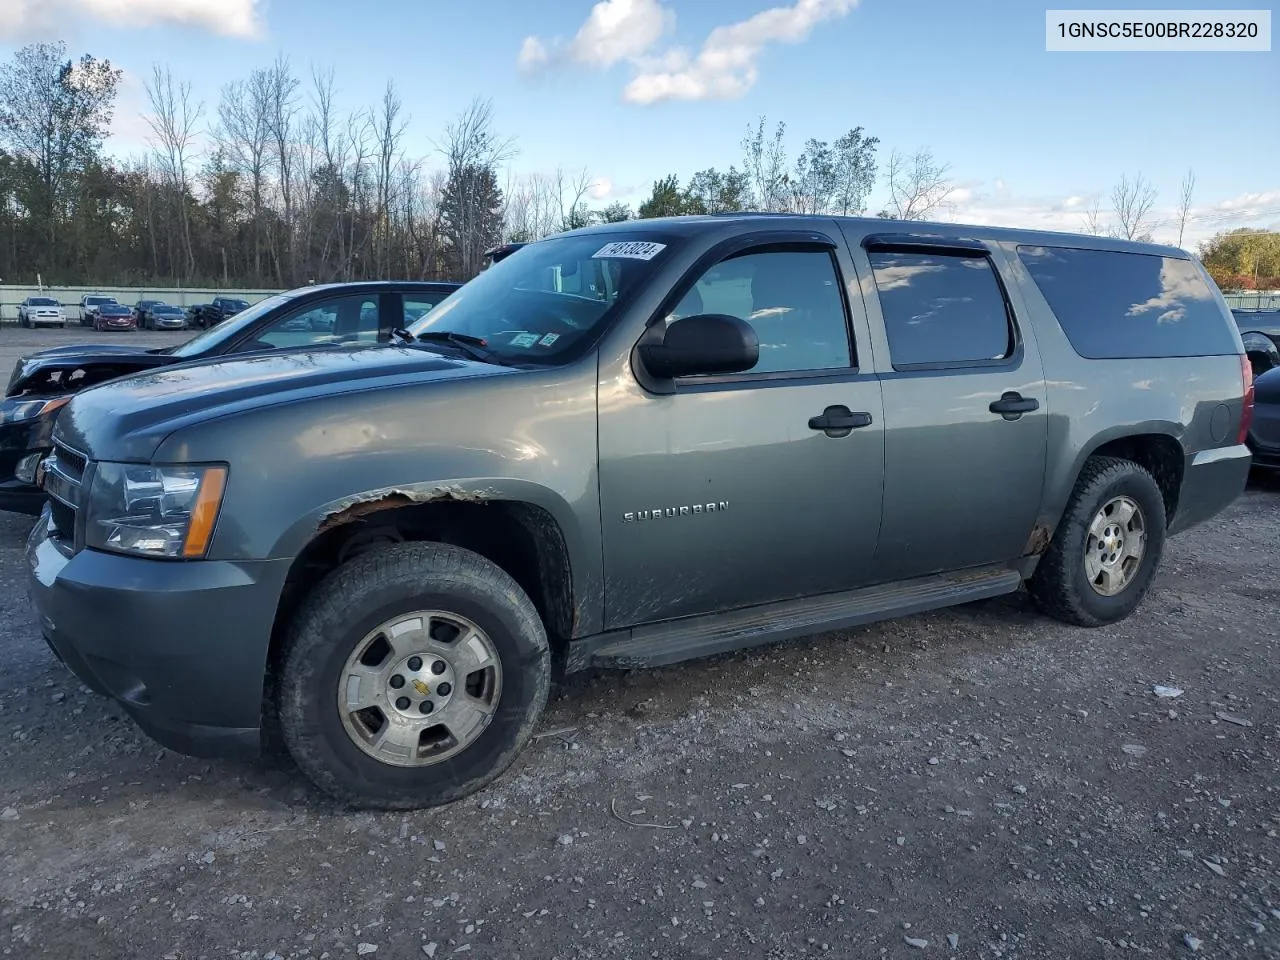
27,215 -> 1254,809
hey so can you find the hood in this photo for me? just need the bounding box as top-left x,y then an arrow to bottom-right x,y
55,344 -> 516,462
6,343 -> 168,397
1255,365 -> 1280,405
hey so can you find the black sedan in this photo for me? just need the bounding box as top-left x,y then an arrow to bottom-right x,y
1234,308 -> 1280,376
0,280 -> 461,514
1247,365 -> 1280,471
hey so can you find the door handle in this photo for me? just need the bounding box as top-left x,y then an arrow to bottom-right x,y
808,405 -> 874,437
989,391 -> 1040,420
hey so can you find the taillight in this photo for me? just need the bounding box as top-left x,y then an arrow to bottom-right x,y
1238,353 -> 1255,445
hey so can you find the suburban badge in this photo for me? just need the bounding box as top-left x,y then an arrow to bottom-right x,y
623,501 -> 728,523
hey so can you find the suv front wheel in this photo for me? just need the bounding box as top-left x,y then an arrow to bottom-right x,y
278,542 -> 551,810
1028,455 -> 1168,627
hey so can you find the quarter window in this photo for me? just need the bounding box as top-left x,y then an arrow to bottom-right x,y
403,292 -> 453,326
1016,245 -> 1238,359
670,248 -> 852,375
868,250 -> 1013,367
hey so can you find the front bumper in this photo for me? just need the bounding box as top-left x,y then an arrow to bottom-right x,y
0,401 -> 58,515
1169,444 -> 1255,535
26,510 -> 292,759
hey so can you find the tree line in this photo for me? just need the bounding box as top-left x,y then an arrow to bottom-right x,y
0,41 -> 1271,291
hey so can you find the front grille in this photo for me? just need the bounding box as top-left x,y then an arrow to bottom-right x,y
43,440 -> 87,549
54,443 -> 86,480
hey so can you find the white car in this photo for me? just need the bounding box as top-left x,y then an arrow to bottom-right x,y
17,297 -> 66,328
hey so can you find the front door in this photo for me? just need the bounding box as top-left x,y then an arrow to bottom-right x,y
845,233 -> 1048,582
598,237 -> 886,628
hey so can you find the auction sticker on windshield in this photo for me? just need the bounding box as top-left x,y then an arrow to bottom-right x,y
508,332 -> 541,348
593,241 -> 666,260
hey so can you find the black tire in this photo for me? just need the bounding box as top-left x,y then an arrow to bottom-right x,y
279,541 -> 550,810
1028,455 -> 1167,627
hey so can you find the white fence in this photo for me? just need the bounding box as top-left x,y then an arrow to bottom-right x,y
0,284 -> 285,323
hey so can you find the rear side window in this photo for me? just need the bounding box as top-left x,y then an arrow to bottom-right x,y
867,250 -> 1013,367
1017,245 -> 1238,359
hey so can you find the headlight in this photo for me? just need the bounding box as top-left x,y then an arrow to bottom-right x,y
2,395 -> 72,424
87,462 -> 227,558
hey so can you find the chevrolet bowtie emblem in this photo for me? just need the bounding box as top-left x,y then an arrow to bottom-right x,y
412,679 -> 430,696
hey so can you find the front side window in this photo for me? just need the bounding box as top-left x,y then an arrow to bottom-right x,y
237,295 -> 381,351
1017,245 -> 1238,359
165,292 -> 297,358
409,234 -> 677,365
868,249 -> 1013,367
668,248 -> 852,375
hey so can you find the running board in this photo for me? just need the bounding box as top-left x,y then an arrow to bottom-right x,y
570,566 -> 1022,672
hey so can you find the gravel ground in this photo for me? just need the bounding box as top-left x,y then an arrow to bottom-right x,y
0,331 -> 1277,959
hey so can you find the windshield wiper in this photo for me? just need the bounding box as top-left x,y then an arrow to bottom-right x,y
405,330 -> 503,365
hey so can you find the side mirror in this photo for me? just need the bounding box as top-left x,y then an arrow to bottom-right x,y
638,313 -> 759,380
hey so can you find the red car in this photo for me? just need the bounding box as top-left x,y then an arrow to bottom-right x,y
93,302 -> 137,332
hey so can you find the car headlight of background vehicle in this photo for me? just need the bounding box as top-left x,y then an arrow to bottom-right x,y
2,394 -> 72,424
86,462 -> 227,558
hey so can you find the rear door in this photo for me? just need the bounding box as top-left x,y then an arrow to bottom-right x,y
841,230 -> 1048,581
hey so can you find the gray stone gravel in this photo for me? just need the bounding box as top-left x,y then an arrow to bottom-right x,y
0,329 -> 1277,958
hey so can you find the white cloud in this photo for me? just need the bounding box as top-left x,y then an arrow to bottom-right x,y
0,0 -> 263,41
517,36 -> 550,70
588,177 -> 614,201
519,0 -> 674,74
624,0 -> 859,104
569,0 -> 674,67
517,0 -> 856,103
931,181 -> 1280,249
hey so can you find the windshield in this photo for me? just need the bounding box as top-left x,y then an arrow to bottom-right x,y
87,296 -> 114,305
407,234 -> 676,365
166,292 -> 297,357
30,298 -> 57,305
223,299 -> 250,310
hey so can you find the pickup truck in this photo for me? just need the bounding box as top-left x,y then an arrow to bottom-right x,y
27,215 -> 1253,810
187,296 -> 251,329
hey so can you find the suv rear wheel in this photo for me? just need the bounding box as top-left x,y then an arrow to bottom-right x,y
278,542 -> 550,809
1028,455 -> 1167,627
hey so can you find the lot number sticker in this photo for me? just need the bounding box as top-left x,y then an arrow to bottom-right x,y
508,332 -> 540,348
592,241 -> 667,261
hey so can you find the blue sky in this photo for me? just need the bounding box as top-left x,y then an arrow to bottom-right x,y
2,0 -> 1277,246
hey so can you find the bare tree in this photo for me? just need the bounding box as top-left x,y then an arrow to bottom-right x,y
1110,172 -> 1158,241
144,63 -> 203,279
1082,195 -> 1106,236
559,166 -> 593,230
373,80 -> 408,274
216,73 -> 272,282
264,54 -> 300,283
741,116 -> 788,212
437,98 -> 514,278
1176,168 -> 1196,248
879,148 -> 955,220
